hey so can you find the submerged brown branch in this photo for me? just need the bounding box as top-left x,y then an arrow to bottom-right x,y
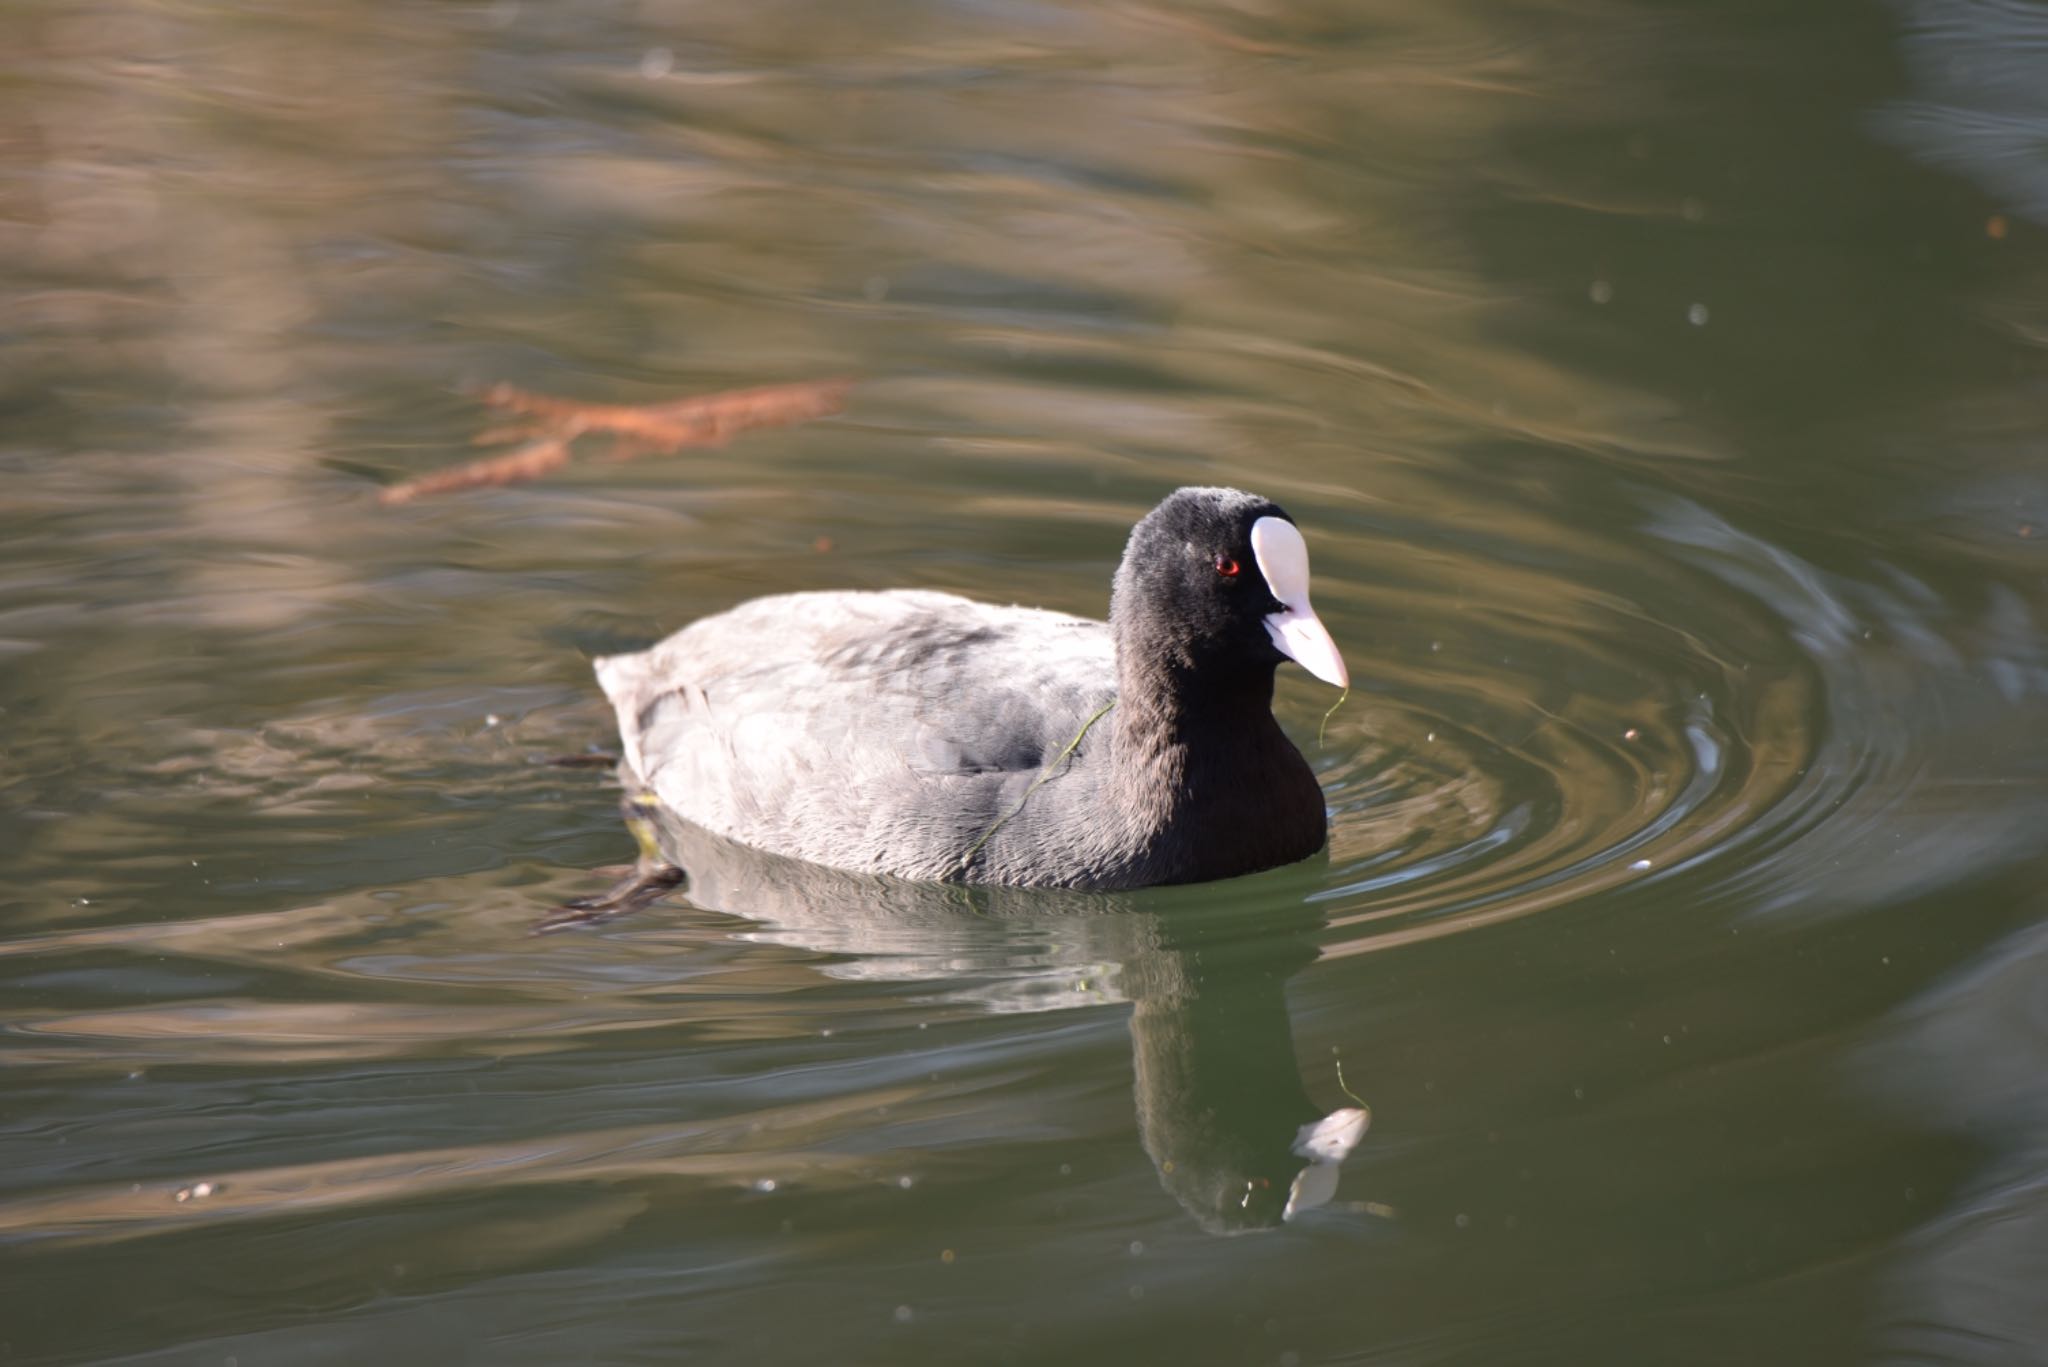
377,377 -> 853,505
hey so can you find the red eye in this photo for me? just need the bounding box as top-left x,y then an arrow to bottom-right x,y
1215,555 -> 1241,579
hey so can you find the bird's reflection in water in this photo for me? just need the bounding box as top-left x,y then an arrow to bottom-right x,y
548,807 -> 1367,1234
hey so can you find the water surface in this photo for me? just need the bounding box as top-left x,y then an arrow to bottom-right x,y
4,0 -> 2047,1362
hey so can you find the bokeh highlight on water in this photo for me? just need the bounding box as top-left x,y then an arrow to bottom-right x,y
2,0 -> 2046,1362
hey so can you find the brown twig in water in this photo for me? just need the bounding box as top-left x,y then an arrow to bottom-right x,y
378,437 -> 574,505
378,377 -> 853,505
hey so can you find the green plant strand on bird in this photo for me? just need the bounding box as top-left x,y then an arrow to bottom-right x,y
955,699 -> 1116,877
1318,685 -> 1350,747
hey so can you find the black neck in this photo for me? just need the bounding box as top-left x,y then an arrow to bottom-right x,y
1101,604 -> 1325,883
1109,639 -> 1288,812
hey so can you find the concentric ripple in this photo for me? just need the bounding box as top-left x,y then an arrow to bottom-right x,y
1294,484 -> 1844,955
1289,472 -> 2048,960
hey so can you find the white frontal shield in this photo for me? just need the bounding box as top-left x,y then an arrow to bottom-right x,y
1250,515 -> 1348,689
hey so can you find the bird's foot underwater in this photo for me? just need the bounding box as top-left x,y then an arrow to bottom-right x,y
543,750 -> 621,769
535,859 -> 686,933
535,788 -> 684,932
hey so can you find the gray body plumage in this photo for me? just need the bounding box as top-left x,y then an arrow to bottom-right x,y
598,590 -> 1149,886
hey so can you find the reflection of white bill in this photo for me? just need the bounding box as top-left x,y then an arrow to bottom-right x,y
1284,1106 -> 1371,1221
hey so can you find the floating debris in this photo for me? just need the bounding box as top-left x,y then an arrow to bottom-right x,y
378,377 -> 852,505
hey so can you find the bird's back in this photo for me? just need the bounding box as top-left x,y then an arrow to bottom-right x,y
595,590 -> 1121,882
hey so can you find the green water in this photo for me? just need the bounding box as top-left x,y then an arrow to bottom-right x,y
4,0 -> 2046,1362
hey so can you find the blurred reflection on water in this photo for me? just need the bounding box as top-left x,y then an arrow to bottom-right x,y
2,0 -> 2046,1362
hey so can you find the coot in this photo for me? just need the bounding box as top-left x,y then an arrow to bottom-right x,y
593,486 -> 1347,889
